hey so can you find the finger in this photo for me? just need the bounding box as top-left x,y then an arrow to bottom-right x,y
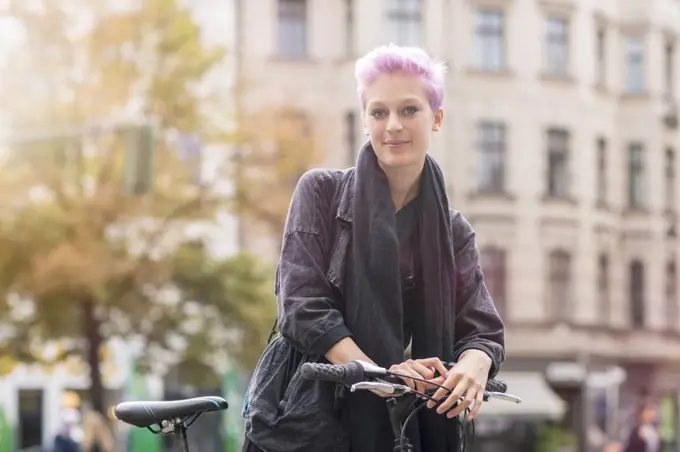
415,357 -> 448,378
392,364 -> 420,390
448,384 -> 477,418
389,365 -> 410,389
428,373 -> 461,409
437,376 -> 470,414
405,360 -> 435,393
422,375 -> 446,392
408,359 -> 435,380
468,387 -> 485,420
428,375 -> 446,384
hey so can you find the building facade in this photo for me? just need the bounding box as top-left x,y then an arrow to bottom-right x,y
235,0 -> 680,448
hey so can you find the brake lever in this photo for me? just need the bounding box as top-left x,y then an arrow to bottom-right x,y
350,382 -> 396,394
350,380 -> 411,396
483,392 -> 522,404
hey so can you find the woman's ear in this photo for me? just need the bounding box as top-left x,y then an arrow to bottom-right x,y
432,107 -> 444,132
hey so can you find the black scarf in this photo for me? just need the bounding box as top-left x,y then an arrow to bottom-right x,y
342,144 -> 460,451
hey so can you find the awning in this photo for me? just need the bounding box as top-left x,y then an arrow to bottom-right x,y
482,371 -> 566,419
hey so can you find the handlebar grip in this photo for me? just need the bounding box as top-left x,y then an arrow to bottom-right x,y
486,378 -> 507,393
300,361 -> 366,385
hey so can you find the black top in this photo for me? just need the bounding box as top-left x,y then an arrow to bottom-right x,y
396,198 -> 419,349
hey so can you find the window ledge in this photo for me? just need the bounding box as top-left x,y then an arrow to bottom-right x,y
620,92 -> 650,102
595,200 -> 610,211
268,55 -> 319,64
467,67 -> 514,78
622,206 -> 649,216
467,190 -> 516,201
542,194 -> 578,205
540,73 -> 575,84
594,83 -> 610,96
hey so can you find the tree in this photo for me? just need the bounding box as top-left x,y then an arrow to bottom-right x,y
230,108 -> 323,244
0,0 -> 275,414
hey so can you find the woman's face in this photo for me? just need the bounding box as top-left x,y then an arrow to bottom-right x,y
362,73 -> 444,171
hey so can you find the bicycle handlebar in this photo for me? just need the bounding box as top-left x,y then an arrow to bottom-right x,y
300,360 -> 516,399
300,360 -> 522,452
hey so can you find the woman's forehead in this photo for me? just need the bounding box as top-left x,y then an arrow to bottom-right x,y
363,74 -> 429,106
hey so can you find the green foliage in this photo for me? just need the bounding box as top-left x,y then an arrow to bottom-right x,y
535,424 -> 578,452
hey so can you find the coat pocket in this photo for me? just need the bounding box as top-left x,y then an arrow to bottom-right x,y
242,336 -> 291,420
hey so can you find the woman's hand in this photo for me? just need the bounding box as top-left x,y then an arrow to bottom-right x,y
388,358 -> 449,394
427,350 -> 492,420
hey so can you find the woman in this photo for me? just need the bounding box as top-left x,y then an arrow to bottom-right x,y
242,44 -> 505,452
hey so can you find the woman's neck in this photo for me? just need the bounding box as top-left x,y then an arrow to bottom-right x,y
380,162 -> 423,211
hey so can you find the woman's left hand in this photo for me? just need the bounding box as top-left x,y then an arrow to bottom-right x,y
427,349 -> 492,420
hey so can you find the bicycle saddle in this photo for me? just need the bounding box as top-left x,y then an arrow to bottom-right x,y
114,396 -> 228,428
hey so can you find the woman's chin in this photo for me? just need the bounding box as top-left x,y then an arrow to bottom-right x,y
377,153 -> 422,170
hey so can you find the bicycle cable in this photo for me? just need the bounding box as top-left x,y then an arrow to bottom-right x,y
386,371 -> 478,452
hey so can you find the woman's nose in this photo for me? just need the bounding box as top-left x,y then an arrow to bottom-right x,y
386,114 -> 403,133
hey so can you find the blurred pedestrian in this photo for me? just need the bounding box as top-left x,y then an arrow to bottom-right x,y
53,408 -> 81,452
81,409 -> 115,452
623,402 -> 660,452
604,440 -> 623,452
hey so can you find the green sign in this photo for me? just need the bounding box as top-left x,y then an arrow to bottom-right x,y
222,368 -> 245,451
127,360 -> 161,452
0,406 -> 14,452
660,395 -> 676,442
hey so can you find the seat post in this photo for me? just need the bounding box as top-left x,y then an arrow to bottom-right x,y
174,423 -> 191,452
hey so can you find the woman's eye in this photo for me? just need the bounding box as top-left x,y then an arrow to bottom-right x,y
403,107 -> 418,116
371,110 -> 386,118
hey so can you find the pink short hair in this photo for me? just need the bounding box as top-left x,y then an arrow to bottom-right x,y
355,44 -> 447,111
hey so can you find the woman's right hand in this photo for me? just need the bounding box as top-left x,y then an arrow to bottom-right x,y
387,358 -> 449,395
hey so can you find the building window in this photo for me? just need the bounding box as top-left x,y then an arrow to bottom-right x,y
627,143 -> 645,209
386,0 -> 422,46
666,259 -> 677,329
666,147 -> 675,212
545,16 -> 569,76
344,0 -> 354,56
18,390 -> 43,449
474,10 -> 505,71
596,26 -> 606,86
476,121 -> 506,192
625,36 -> 645,94
345,111 -> 357,166
597,253 -> 610,323
277,0 -> 307,58
665,39 -> 675,98
630,259 -> 645,327
596,137 -> 607,205
480,246 -> 507,319
546,128 -> 570,198
548,250 -> 571,322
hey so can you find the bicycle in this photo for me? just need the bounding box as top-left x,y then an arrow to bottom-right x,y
300,359 -> 522,452
113,395 -> 229,452
112,360 -> 521,452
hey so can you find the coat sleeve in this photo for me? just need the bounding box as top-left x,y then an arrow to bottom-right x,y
449,209 -> 506,378
275,169 -> 353,357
